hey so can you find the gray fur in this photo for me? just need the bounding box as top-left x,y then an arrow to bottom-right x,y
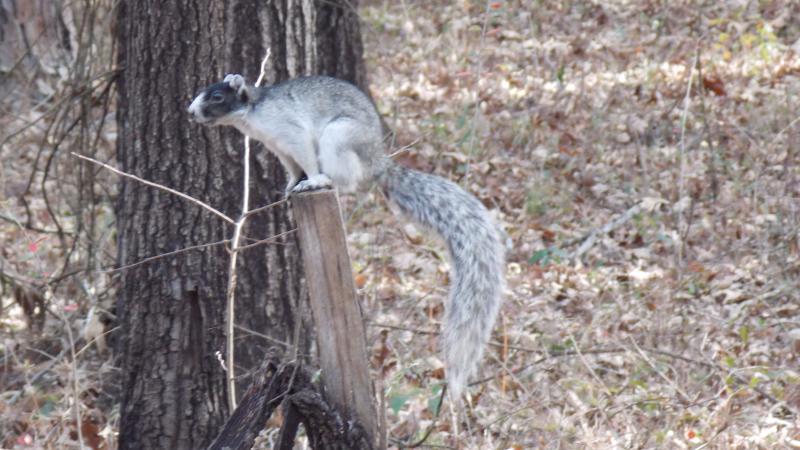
188,74 -> 505,397
378,165 -> 505,397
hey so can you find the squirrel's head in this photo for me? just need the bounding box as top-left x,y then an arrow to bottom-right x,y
188,74 -> 251,126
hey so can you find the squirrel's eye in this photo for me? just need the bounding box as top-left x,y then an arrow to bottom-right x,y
210,91 -> 224,102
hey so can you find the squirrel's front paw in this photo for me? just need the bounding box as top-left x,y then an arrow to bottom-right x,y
284,178 -> 299,198
291,174 -> 333,193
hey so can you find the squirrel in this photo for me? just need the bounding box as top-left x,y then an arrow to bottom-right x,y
188,74 -> 505,398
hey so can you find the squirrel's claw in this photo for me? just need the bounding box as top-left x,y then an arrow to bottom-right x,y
291,174 -> 333,194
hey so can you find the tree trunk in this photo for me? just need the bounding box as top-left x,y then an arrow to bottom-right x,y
114,0 -> 366,448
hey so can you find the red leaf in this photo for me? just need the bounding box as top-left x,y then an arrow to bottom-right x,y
702,75 -> 726,96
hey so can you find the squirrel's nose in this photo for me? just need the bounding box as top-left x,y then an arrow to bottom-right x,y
187,97 -> 203,121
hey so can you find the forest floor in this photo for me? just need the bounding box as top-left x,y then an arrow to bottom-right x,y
2,0 -> 800,449
349,1 -> 800,448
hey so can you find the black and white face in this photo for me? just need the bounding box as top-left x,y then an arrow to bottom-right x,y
187,81 -> 247,125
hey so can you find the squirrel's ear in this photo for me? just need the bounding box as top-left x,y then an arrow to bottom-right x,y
223,74 -> 250,103
224,74 -> 246,90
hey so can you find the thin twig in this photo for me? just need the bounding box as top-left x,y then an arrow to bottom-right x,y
366,320 -> 437,335
234,324 -> 292,348
8,349 -> 68,404
65,312 -> 84,449
639,346 -> 795,416
387,137 -> 421,158
569,203 -> 642,260
74,326 -> 121,358
676,48 -> 699,276
224,184 -> 246,413
629,337 -> 691,403
766,113 -> 800,150
391,385 -> 448,449
100,226 -> 292,275
71,152 -> 234,224
0,212 -> 65,235
0,69 -> 119,151
233,228 -> 295,251
224,48 -> 272,412
465,341 -> 798,417
6,195 -> 87,449
101,239 -> 230,274
242,198 -> 288,219
254,48 -> 272,87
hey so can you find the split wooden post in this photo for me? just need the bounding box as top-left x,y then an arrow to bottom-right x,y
291,189 -> 379,447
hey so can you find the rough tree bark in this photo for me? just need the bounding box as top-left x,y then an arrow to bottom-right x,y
114,0 -> 366,448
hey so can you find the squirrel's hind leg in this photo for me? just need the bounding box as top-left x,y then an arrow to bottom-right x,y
317,119 -> 374,193
269,133 -> 326,196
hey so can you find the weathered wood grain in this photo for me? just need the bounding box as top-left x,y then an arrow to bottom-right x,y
292,189 -> 378,446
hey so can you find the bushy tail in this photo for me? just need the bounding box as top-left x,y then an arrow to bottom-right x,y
377,161 -> 505,397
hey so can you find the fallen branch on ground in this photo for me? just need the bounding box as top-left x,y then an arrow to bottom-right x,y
563,203 -> 642,260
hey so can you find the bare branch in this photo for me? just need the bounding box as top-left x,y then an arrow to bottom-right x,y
675,49 -> 699,275
102,239 -> 231,274
569,203 -> 642,260
225,47 -> 272,411
71,152 -> 234,224
101,228 -> 294,275
242,198 -> 288,219
235,229 -> 295,252
254,48 -> 272,88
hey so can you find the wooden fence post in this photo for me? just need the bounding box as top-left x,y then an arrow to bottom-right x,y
291,189 -> 379,447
